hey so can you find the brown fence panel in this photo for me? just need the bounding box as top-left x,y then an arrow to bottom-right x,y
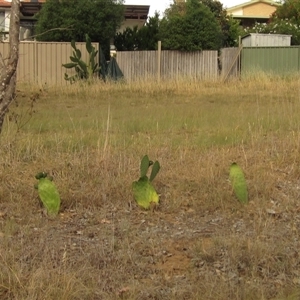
0,41 -> 99,86
18,42 -> 36,83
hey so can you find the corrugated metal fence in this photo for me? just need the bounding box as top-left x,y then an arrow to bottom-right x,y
241,47 -> 299,75
0,41 -> 99,85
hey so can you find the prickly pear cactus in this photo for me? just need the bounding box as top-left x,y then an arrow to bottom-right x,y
35,172 -> 61,216
132,155 -> 160,210
132,176 -> 159,210
140,155 -> 151,178
62,34 -> 100,82
149,161 -> 160,182
229,163 -> 248,204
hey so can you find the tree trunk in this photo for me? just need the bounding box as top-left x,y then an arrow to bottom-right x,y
0,0 -> 20,134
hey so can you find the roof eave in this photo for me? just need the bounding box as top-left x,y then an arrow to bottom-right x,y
231,15 -> 271,19
227,0 -> 280,12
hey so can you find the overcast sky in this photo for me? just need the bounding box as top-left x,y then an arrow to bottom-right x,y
125,0 -> 244,16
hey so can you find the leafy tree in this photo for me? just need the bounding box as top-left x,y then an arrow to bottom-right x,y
136,13 -> 160,50
159,0 -> 223,51
114,13 -> 160,51
200,0 -> 241,47
269,0 -> 300,45
244,0 -> 300,45
35,0 -> 125,58
272,0 -> 300,21
243,20 -> 298,43
114,26 -> 139,51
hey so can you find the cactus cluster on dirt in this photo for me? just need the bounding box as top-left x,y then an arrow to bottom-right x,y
33,157 -> 248,217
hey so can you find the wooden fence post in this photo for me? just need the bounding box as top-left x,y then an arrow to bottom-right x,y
157,41 -> 161,82
238,36 -> 241,79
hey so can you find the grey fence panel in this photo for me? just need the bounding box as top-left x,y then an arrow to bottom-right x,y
117,50 -> 218,81
220,47 -> 240,79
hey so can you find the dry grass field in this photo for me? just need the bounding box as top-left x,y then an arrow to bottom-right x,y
1,76 -> 300,299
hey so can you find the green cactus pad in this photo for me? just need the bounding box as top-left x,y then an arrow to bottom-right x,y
75,49 -> 81,59
229,163 -> 248,204
132,176 -> 159,210
62,62 -> 77,69
140,155 -> 150,178
37,178 -> 61,216
85,34 -> 93,53
149,161 -> 160,182
70,56 -> 78,63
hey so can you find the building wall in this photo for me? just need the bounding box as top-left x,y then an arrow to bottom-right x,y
4,10 -> 9,31
118,19 -> 146,33
243,2 -> 276,16
230,8 -> 243,16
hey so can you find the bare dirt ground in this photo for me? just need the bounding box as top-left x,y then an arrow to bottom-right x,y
1,173 -> 300,300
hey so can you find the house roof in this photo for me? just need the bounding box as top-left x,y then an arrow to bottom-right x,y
0,0 -> 45,11
124,5 -> 149,20
0,2 -> 149,20
234,15 -> 270,19
242,33 -> 292,39
227,0 -> 280,12
0,1 -> 11,8
21,1 -> 44,16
